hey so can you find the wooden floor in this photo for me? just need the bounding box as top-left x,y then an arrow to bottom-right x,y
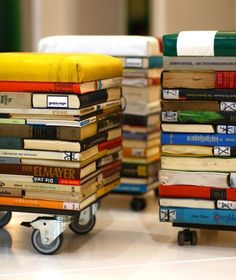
0,192 -> 236,280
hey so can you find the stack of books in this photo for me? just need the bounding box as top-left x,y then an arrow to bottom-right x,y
0,52 -> 123,212
159,31 -> 236,228
38,35 -> 162,209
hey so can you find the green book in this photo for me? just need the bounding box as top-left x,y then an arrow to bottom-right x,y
163,31 -> 236,56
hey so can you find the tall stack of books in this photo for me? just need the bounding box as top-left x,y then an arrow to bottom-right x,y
0,52 -> 122,212
38,35 -> 162,210
159,31 -> 236,234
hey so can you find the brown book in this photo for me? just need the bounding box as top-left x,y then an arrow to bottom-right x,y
0,187 -> 23,197
0,92 -> 32,108
122,146 -> 161,158
161,100 -> 221,111
162,71 -> 216,89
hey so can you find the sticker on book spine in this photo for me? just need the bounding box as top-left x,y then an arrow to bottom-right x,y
217,125 -> 235,134
63,152 -> 79,161
162,89 -> 179,99
47,95 -> 68,108
63,202 -> 80,210
125,58 -> 143,68
160,209 -> 176,222
214,146 -> 231,156
220,102 -> 236,111
217,200 -> 234,210
161,111 -> 177,122
177,31 -> 217,56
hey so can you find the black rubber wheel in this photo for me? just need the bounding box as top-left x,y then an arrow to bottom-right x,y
69,214 -> 96,235
191,230 -> 198,246
0,211 -> 12,228
177,231 -> 185,246
31,229 -> 63,255
130,197 -> 147,211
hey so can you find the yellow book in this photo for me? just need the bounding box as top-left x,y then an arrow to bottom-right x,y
0,53 -> 123,83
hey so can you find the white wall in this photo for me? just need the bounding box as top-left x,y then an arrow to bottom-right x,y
151,0 -> 236,37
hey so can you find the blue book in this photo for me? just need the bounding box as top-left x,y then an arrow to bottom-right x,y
161,132 -> 236,146
160,207 -> 236,227
0,137 -> 22,149
122,131 -> 147,141
113,183 -> 148,194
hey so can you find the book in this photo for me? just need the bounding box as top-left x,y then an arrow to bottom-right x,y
163,56 -> 236,71
123,68 -> 162,79
121,175 -> 159,185
124,101 -> 161,116
159,169 -> 232,188
122,124 -> 159,134
123,138 -> 160,149
161,133 -> 236,146
0,53 -> 122,83
161,100 -> 236,112
161,145 -> 219,157
101,160 -> 122,178
122,77 -> 160,87
123,85 -> 161,103
162,70 -> 236,89
118,55 -> 163,68
123,154 -> 160,164
122,113 -> 160,127
0,187 -> 23,198
159,198 -> 215,209
0,77 -> 122,94
96,179 -> 120,198
122,160 -> 160,178
123,146 -> 161,159
161,110 -> 236,124
159,184 -> 236,201
113,180 -> 158,194
159,207 -> 236,227
38,35 -> 161,56
0,194 -> 96,211
123,131 -> 160,141
163,31 -> 236,57
161,156 -> 236,172
0,162 -> 97,180
0,92 -> 32,108
32,87 -> 121,109
161,88 -> 236,101
161,124 -> 214,133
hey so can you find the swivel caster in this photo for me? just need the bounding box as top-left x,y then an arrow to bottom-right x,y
177,229 -> 198,246
130,197 -> 147,211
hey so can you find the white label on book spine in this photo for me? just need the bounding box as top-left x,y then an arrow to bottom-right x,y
63,202 -> 80,210
161,111 -> 177,122
125,58 -> 143,68
162,89 -> 179,99
220,102 -> 236,112
131,148 -> 145,157
47,95 -> 68,108
214,146 -> 231,156
217,200 -> 234,210
217,125 -> 235,134
160,209 -> 176,222
177,31 -> 217,56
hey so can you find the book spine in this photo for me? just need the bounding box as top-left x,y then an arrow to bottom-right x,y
123,147 -> 147,158
79,89 -> 108,108
0,137 -> 22,149
0,187 -> 23,197
161,88 -> 236,101
96,179 -> 120,198
217,125 -> 236,134
0,164 -> 82,179
159,206 -> 236,227
159,184 -> 236,201
122,114 -> 147,126
0,196 -> 80,210
112,183 -> 148,194
216,72 -> 236,88
161,132 -> 236,146
161,110 -> 236,124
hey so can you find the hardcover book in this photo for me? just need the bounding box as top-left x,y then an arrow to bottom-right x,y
159,198 -> 215,209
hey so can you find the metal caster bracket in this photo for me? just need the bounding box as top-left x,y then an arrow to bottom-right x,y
21,215 -> 72,246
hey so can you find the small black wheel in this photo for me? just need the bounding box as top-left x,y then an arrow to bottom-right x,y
130,197 -> 147,211
31,229 -> 63,255
69,214 -> 96,235
191,230 -> 198,246
177,231 -> 185,246
0,211 -> 12,228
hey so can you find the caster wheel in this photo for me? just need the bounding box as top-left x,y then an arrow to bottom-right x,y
130,197 -> 147,211
0,211 -> 12,228
31,229 -> 63,255
69,214 -> 96,235
191,230 -> 198,246
177,231 -> 185,246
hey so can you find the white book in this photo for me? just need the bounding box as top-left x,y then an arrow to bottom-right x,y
159,169 -> 232,188
38,35 -> 160,56
159,198 -> 215,209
